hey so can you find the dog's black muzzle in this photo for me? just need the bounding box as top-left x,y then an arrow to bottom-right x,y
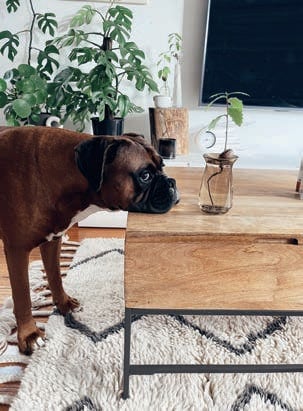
128,175 -> 179,214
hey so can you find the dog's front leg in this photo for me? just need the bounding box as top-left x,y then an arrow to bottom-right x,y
4,244 -> 44,355
39,238 -> 80,314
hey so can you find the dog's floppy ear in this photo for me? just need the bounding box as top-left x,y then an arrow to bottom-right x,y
75,137 -> 119,192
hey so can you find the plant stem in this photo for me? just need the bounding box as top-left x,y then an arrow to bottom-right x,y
28,0 -> 37,65
225,95 -> 229,152
206,166 -> 223,206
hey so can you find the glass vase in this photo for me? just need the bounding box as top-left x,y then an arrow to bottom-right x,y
198,152 -> 238,214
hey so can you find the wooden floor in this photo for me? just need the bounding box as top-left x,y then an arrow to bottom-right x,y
0,226 -> 125,410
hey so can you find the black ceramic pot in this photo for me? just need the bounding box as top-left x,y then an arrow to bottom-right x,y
91,117 -> 124,136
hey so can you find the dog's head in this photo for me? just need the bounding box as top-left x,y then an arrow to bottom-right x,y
74,133 -> 179,213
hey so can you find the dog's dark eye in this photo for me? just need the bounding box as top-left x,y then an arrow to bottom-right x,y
139,170 -> 152,183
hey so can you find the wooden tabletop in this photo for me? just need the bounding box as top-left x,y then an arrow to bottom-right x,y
126,167 -> 303,240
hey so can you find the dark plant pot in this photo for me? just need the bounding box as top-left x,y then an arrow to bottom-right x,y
27,112 -> 62,128
91,117 -> 124,136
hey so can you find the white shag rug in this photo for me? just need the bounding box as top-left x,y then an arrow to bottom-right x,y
5,238 -> 303,410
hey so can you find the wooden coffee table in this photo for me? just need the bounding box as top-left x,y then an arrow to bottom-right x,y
122,167 -> 303,398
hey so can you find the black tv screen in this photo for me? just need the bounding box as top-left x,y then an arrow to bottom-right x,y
200,0 -> 303,108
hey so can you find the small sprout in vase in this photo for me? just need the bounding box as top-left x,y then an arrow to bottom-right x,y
199,91 -> 249,214
207,91 -> 249,155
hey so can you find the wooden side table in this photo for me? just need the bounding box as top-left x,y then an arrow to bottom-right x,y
149,107 -> 189,155
122,167 -> 303,398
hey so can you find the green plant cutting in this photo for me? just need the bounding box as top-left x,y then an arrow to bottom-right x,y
207,91 -> 249,155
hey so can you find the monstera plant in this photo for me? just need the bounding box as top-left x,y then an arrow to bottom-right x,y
48,4 -> 158,133
0,0 -> 59,126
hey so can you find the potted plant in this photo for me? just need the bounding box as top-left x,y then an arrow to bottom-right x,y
0,0 -> 60,126
198,91 -> 249,214
154,32 -> 182,108
48,3 -> 158,134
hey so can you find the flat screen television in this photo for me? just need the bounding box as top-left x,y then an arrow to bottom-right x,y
200,0 -> 303,108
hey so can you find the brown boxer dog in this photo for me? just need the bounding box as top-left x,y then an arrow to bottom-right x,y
0,126 -> 177,354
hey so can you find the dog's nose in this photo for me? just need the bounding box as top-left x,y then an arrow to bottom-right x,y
167,178 -> 180,205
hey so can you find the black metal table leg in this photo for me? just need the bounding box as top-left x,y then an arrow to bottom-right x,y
122,308 -> 132,399
121,308 -> 303,399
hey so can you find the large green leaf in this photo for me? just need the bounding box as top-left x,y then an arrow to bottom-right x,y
37,45 -> 60,78
17,64 -> 36,77
37,13 -> 58,36
12,99 -> 31,118
0,30 -> 19,61
108,5 -> 132,32
70,6 -> 96,27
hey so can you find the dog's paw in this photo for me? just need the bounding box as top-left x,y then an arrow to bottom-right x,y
18,328 -> 45,356
56,294 -> 80,315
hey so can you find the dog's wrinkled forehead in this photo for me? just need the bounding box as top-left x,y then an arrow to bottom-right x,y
121,133 -> 164,170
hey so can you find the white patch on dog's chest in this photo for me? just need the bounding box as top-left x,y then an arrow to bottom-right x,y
45,205 -> 101,241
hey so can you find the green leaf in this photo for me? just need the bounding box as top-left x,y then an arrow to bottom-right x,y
145,77 -> 158,93
0,79 -> 7,92
0,31 -> 19,61
70,6 -> 96,27
0,92 -> 8,108
117,94 -> 130,117
22,93 -> 37,106
69,47 -> 94,65
228,96 -> 243,110
52,29 -> 88,48
208,115 -> 226,130
37,45 -> 60,78
12,99 -> 31,118
15,78 -> 35,93
228,107 -> 243,126
17,64 -> 36,77
37,13 -> 58,36
108,6 -> 133,33
6,0 -> 20,13
110,26 -> 129,44
31,74 -> 47,89
128,102 -> 144,114
30,113 -> 42,124
228,97 -> 243,126
34,89 -> 48,105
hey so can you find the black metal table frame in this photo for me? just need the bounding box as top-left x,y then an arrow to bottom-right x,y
122,307 -> 303,399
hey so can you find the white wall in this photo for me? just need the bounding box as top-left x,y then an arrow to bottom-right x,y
1,0 -> 302,169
